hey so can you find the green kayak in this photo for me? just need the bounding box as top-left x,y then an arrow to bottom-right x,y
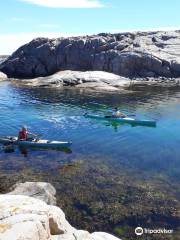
85,114 -> 156,127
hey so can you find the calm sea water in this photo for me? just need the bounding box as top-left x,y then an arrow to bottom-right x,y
0,81 -> 180,238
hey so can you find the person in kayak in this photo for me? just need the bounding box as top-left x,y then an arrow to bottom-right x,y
112,107 -> 127,118
18,126 -> 38,141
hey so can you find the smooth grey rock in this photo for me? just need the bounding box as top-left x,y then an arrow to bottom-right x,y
1,30 -> 180,79
12,70 -> 130,91
8,182 -> 56,205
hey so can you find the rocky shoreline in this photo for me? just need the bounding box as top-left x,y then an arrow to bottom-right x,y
0,182 -> 121,240
1,30 -> 180,81
0,30 -> 180,91
1,69 -> 180,92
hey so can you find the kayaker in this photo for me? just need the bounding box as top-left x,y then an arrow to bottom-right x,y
112,107 -> 127,118
18,126 -> 38,141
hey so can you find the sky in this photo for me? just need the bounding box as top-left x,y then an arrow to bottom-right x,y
0,0 -> 180,54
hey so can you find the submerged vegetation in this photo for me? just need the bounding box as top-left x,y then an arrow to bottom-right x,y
0,156 -> 179,239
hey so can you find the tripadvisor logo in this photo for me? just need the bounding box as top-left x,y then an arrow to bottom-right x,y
135,227 -> 143,236
135,227 -> 173,236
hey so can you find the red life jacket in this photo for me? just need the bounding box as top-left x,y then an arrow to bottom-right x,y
19,130 -> 28,140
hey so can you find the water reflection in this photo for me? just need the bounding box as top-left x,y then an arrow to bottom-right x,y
88,118 -> 157,132
1,143 -> 72,157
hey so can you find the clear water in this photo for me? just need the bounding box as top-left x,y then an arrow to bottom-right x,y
0,81 -> 180,238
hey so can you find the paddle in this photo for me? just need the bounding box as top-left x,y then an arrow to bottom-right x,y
27,133 -> 42,142
35,134 -> 43,137
29,133 -> 42,137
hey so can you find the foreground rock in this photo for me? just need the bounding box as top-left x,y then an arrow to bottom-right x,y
12,70 -> 130,91
0,71 -> 7,81
1,30 -> 180,79
0,182 -> 121,240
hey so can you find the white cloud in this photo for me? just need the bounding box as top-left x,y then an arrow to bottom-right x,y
19,0 -> 103,8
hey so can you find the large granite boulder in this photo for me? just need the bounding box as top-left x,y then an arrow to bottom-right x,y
0,182 -> 121,240
1,30 -> 180,79
12,70 -> 130,91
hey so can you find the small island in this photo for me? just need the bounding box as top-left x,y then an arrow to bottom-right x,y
1,31 -> 180,90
